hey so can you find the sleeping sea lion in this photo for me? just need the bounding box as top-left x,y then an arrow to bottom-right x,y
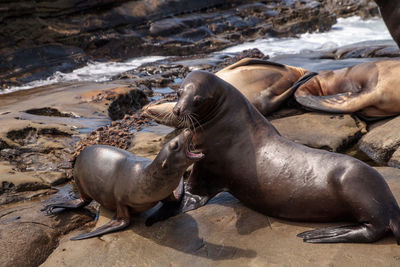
295,60 -> 400,118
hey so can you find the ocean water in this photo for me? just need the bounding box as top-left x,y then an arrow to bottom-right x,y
221,16 -> 391,57
2,16 -> 392,94
1,56 -> 166,94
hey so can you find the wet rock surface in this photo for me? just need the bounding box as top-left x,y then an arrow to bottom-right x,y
41,167 -> 400,267
0,0 -> 379,88
271,113 -> 367,152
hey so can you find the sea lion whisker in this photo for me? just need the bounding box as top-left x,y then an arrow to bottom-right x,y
189,114 -> 204,133
187,114 -> 197,136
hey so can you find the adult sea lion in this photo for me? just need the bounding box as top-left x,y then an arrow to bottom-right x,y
148,70 -> 400,244
295,60 -> 400,119
375,0 -> 400,48
142,58 -> 314,127
42,129 -> 204,240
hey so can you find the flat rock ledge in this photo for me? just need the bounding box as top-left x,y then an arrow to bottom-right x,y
41,167 -> 400,267
270,112 -> 367,152
359,115 -> 400,165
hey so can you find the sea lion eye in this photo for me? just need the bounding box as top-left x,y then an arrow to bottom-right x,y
193,95 -> 204,107
170,141 -> 179,150
177,90 -> 183,97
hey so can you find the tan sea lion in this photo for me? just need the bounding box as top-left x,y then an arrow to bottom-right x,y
147,70 -> 400,244
42,129 -> 204,240
142,58 -> 314,127
295,60 -> 400,118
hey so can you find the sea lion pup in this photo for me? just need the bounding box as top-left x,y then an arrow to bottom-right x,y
142,58 -> 315,127
41,129 -> 204,240
375,0 -> 400,48
147,70 -> 400,244
295,60 -> 400,119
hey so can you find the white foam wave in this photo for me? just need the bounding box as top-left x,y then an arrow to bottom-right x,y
221,16 -> 392,57
1,56 -> 166,94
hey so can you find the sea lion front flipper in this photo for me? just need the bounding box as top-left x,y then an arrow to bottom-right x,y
41,197 -> 91,215
145,178 -> 184,226
145,180 -> 213,226
70,217 -> 130,240
295,92 -> 370,114
297,224 -> 386,243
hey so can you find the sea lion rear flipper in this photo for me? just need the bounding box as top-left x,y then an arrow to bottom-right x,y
298,224 -> 386,243
70,216 -> 130,240
295,92 -> 369,113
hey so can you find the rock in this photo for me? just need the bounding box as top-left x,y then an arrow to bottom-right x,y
359,116 -> 400,164
128,126 -> 178,159
320,40 -> 400,59
271,113 -> 367,152
0,184 -> 93,267
41,167 -> 400,266
0,44 -> 87,88
107,89 -> 149,120
389,148 -> 400,169
324,0 -> 379,18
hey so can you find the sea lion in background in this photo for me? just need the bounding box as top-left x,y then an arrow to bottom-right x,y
142,58 -> 314,127
295,60 -> 400,119
147,70 -> 400,244
375,0 -> 400,48
215,58 -> 310,114
42,129 -> 204,240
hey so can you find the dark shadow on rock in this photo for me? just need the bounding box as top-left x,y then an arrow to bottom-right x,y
129,211 -> 257,261
208,192 -> 271,235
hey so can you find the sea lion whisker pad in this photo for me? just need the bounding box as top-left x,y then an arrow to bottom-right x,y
147,70 -> 400,245
41,129 -> 204,240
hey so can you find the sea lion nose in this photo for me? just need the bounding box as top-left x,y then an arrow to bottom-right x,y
173,106 -> 181,116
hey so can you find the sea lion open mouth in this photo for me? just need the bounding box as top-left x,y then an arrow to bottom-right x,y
184,130 -> 204,160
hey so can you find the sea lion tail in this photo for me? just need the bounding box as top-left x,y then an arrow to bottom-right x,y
389,211 -> 400,245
